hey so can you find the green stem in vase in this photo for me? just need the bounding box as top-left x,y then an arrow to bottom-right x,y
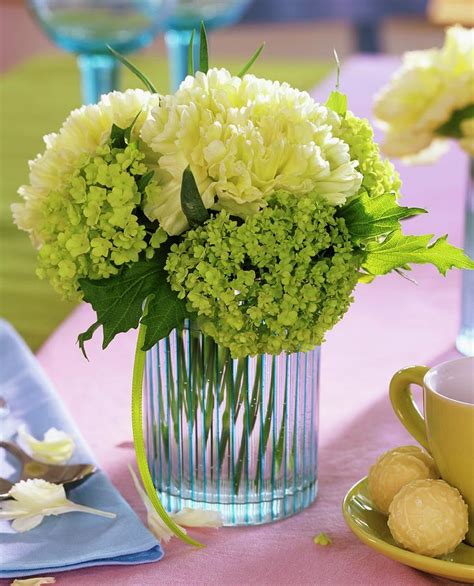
217,357 -> 246,467
165,336 -> 180,444
275,354 -> 290,473
167,324 -> 285,497
233,356 -> 263,495
157,361 -> 169,464
177,329 -> 190,422
203,337 -> 217,445
255,355 -> 277,490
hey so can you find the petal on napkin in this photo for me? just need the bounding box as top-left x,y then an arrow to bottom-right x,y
11,515 -> 45,532
18,424 -> 75,464
0,479 -> 116,532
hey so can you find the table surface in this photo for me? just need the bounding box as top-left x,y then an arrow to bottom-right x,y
13,55 -> 469,585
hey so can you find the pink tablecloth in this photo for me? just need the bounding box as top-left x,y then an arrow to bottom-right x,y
22,56 -> 469,585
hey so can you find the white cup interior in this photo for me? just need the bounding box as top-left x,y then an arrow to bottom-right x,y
425,357 -> 474,405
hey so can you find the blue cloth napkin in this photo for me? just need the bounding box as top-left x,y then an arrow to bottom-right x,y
0,320 -> 163,578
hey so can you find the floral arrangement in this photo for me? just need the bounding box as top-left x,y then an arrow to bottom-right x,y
11,26 -> 474,546
12,31 -> 474,360
373,25 -> 474,163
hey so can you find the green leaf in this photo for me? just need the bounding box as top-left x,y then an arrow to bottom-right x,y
357,272 -> 376,284
78,259 -> 163,350
326,50 -> 348,116
107,45 -> 158,93
137,170 -> 154,193
199,21 -> 209,73
124,110 -> 142,142
187,29 -> 195,76
339,192 -> 426,241
110,123 -> 127,149
326,90 -> 347,117
110,111 -> 141,149
364,231 -> 474,276
436,104 -> 474,138
77,321 -> 101,359
180,166 -> 209,227
237,43 -> 265,77
141,286 -> 191,351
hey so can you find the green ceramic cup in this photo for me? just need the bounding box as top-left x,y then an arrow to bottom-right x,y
389,357 -> 474,546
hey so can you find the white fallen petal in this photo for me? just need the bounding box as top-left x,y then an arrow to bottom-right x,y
128,466 -> 222,541
11,578 -> 56,586
128,465 -> 175,542
18,425 -> 75,464
147,512 -> 177,543
9,478 -> 65,508
0,479 -> 116,532
172,507 -> 223,528
63,504 -> 117,519
11,514 -> 45,532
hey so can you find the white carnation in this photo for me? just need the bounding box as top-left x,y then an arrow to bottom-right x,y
141,68 -> 362,235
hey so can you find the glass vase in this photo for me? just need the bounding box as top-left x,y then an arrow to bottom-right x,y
144,322 -> 320,525
456,157 -> 474,357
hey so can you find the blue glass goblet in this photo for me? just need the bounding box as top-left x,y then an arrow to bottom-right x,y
28,0 -> 174,104
165,0 -> 253,91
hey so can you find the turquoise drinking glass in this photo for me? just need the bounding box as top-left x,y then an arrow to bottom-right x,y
456,157 -> 474,357
164,0 -> 253,91
28,0 -> 174,104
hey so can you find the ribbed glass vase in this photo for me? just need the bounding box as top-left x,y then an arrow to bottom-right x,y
144,321 -> 320,526
456,157 -> 474,357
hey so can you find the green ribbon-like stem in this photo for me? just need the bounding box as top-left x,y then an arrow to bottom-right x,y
131,316 -> 204,547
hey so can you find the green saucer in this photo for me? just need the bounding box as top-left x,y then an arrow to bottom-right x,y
342,476 -> 474,583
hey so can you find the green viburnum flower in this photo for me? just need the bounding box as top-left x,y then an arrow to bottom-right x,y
31,141 -> 163,299
12,89 -> 163,300
166,191 -> 362,357
313,532 -> 332,546
336,112 -> 402,199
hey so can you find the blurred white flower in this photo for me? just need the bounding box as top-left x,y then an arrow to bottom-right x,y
18,425 -> 75,465
374,25 -> 474,162
129,466 -> 222,542
0,479 -> 116,532
11,578 -> 56,586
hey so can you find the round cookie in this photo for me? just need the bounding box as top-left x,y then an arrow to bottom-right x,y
368,446 -> 439,514
388,479 -> 468,557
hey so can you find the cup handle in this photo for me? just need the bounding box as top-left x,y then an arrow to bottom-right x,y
389,366 -> 430,451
